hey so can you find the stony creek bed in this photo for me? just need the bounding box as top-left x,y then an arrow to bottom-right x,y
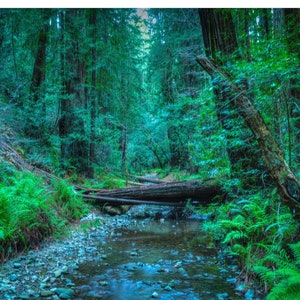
0,206 -> 261,299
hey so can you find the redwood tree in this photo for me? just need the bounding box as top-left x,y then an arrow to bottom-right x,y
283,9 -> 300,166
198,8 -> 264,186
58,9 -> 89,176
197,8 -> 300,214
25,9 -> 52,138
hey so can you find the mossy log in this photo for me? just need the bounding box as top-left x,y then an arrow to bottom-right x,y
80,179 -> 225,206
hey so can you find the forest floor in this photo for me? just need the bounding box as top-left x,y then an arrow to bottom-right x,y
0,205 -> 261,300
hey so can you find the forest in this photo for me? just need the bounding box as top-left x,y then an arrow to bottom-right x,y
0,8 -> 300,299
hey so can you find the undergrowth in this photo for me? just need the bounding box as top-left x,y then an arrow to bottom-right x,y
198,189 -> 300,299
0,162 -> 89,263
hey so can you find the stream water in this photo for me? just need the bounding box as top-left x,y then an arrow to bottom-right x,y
70,218 -> 243,299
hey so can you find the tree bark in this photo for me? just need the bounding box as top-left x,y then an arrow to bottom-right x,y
87,8 -> 97,178
58,9 -> 89,176
198,9 -> 264,187
25,9 -> 51,138
196,56 -> 300,213
0,139 -> 224,207
30,10 -> 50,103
283,9 -> 300,166
79,179 -> 224,206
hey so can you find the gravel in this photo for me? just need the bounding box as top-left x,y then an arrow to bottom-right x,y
0,213 -> 131,300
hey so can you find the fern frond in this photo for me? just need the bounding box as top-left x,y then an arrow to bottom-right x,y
267,276 -> 300,300
253,265 -> 277,284
223,230 -> 248,244
289,242 -> 300,265
220,215 -> 246,230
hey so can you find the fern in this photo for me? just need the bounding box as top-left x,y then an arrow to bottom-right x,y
253,242 -> 300,300
200,189 -> 299,297
289,242 -> 300,265
51,178 -> 89,220
267,272 -> 300,300
223,230 -> 248,244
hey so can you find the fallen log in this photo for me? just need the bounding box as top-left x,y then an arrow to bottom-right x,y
129,174 -> 172,184
81,194 -> 186,206
82,179 -> 225,206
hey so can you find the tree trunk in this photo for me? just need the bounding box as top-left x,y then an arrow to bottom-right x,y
30,11 -> 49,103
196,56 -> 300,213
25,9 -> 51,138
58,9 -> 89,176
198,9 -> 264,186
87,9 -> 97,178
283,9 -> 300,166
79,179 -> 224,206
244,9 -> 252,61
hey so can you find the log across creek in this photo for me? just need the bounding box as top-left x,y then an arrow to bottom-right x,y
77,178 -> 225,207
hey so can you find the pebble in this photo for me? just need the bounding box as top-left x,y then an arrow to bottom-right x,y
40,290 -> 53,296
151,291 -> 159,298
13,263 -> 22,268
55,287 -> 75,299
9,274 -> 18,282
244,289 -> 255,299
164,285 -> 173,291
0,213 -> 121,299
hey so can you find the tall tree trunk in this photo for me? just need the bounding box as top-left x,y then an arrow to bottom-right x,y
30,10 -> 50,103
87,8 -> 97,178
244,9 -> 252,62
58,9 -> 89,176
198,8 -> 264,186
197,56 -> 300,215
283,9 -> 300,166
25,9 -> 51,138
261,8 -> 270,38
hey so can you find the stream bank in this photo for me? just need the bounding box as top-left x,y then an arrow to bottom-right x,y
0,206 -> 262,299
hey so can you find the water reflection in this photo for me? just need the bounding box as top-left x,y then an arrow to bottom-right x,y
71,219 -> 241,299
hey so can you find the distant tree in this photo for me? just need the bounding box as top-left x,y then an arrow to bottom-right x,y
147,8 -> 202,169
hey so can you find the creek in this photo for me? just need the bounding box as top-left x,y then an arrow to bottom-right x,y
0,209 -> 255,299
70,217 -> 242,300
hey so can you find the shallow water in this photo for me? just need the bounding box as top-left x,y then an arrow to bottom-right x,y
71,218 -> 242,299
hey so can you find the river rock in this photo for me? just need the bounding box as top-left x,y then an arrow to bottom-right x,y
55,287 -> 75,299
13,263 -> 22,268
244,289 -> 255,299
164,285 -> 173,291
9,274 -> 18,281
151,291 -> 159,298
40,289 -> 53,297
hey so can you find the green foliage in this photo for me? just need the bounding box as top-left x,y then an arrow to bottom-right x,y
0,165 -> 90,261
253,242 -> 300,300
200,189 -> 299,294
0,170 -> 52,253
51,178 -> 89,221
